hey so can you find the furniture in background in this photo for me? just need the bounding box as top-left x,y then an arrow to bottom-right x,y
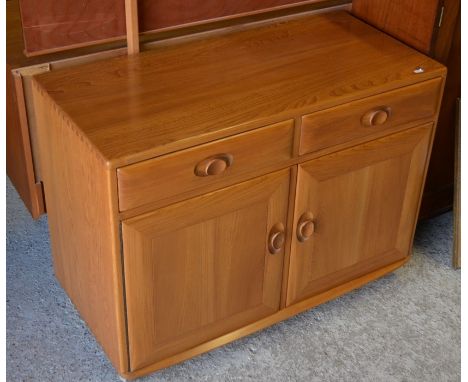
419,0 -> 460,220
6,0 -> 128,218
31,9 -> 446,378
352,0 -> 461,219
18,0 -> 351,55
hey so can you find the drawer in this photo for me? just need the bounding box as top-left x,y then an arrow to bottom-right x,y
299,78 -> 442,155
117,120 -> 294,211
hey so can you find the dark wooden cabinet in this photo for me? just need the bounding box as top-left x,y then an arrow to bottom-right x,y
352,0 -> 461,219
420,5 -> 460,218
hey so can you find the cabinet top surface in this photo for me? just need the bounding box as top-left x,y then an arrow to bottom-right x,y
34,11 -> 445,167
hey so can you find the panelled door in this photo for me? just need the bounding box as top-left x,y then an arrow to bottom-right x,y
122,169 -> 291,370
286,125 -> 433,305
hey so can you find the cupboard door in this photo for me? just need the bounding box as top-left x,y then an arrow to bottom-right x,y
122,169 -> 290,370
287,125 -> 432,305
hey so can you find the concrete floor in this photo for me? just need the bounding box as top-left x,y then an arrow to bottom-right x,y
6,178 -> 460,381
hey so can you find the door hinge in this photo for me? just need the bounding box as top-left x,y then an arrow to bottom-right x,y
438,5 -> 445,28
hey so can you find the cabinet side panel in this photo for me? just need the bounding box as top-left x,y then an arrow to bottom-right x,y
6,67 -> 44,218
31,80 -> 128,373
6,67 -> 32,209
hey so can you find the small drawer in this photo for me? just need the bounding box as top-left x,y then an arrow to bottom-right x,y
299,78 -> 442,155
117,120 -> 294,211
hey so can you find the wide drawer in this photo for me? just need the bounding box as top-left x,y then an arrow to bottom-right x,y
299,78 -> 442,155
117,120 -> 294,211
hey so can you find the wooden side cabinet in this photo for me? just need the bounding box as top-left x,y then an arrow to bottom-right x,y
30,11 -> 446,379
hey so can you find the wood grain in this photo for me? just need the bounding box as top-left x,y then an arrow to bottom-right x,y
139,0 -> 346,33
351,0 -> 440,54
122,170 -> 290,370
18,0 -> 126,55
117,120 -> 294,211
6,0 -> 130,219
33,11 -> 446,167
122,256 -> 409,379
287,125 -> 433,304
31,80 -> 129,373
300,79 -> 442,155
6,0 -> 346,218
7,0 -> 128,68
7,0 -> 349,219
26,9 -> 447,378
16,0 -> 348,56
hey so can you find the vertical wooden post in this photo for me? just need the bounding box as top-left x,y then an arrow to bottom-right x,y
125,0 -> 140,55
453,98 -> 461,268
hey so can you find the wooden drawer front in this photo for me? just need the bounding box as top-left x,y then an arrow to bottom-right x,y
299,78 -> 442,155
117,120 -> 294,211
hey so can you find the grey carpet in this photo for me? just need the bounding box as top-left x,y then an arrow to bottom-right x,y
6,178 -> 460,382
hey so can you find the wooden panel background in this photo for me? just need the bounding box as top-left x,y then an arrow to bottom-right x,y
18,0 -> 349,55
139,0 -> 342,32
18,0 -> 126,55
351,0 -> 440,54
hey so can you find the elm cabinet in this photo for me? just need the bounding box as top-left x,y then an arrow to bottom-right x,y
31,11 -> 446,379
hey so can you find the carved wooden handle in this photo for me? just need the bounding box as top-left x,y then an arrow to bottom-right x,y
297,212 -> 315,242
362,107 -> 391,127
194,154 -> 234,177
268,223 -> 285,254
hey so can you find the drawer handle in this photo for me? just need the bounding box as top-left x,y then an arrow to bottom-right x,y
362,107 -> 392,127
268,223 -> 285,255
194,154 -> 234,177
297,212 -> 315,243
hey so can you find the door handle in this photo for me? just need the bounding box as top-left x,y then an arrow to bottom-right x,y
268,223 -> 285,254
194,153 -> 234,177
297,212 -> 315,242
